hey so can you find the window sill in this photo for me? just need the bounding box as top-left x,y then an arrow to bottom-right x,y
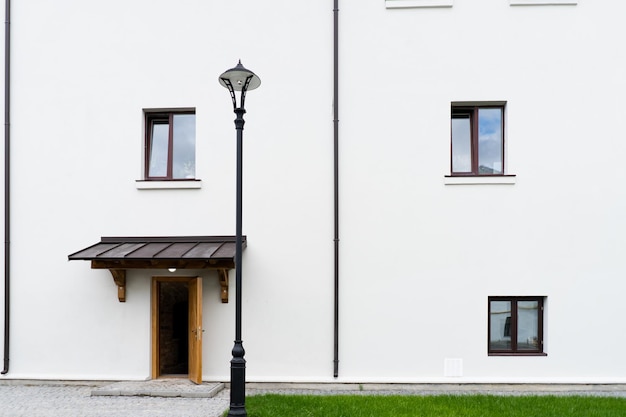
489,352 -> 547,357
386,0 -> 453,9
444,175 -> 516,185
510,0 -> 576,5
135,180 -> 202,190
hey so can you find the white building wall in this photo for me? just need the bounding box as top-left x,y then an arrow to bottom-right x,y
2,0 -> 626,383
337,0 -> 626,382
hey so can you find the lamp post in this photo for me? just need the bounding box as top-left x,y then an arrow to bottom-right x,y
219,61 -> 261,417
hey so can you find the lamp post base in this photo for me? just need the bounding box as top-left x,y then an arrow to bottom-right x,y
227,406 -> 247,417
227,341 -> 247,417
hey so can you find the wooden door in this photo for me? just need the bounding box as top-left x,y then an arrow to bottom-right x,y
188,277 -> 203,384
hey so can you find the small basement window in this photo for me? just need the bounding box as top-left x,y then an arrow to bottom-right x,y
488,296 -> 546,356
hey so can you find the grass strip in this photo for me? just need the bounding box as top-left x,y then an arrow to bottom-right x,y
241,394 -> 626,417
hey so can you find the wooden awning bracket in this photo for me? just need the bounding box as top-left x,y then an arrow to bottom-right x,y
218,269 -> 229,303
109,269 -> 127,302
104,267 -> 230,303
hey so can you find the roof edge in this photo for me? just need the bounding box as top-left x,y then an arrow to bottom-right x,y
100,236 -> 245,243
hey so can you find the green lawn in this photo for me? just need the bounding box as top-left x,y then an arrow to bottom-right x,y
239,394 -> 626,417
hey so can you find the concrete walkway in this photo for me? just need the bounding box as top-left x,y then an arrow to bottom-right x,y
245,382 -> 626,397
71,379 -> 626,398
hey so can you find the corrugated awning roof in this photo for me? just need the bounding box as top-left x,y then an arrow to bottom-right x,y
68,236 -> 245,270
69,236 -> 245,302
70,236 -> 244,261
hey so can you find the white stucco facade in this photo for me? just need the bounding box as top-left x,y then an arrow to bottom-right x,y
2,0 -> 626,383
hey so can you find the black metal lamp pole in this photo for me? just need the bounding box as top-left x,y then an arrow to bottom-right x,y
219,61 -> 261,417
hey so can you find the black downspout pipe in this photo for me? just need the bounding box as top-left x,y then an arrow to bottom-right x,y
2,0 -> 10,375
332,0 -> 339,379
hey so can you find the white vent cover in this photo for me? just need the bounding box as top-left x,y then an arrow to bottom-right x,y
444,358 -> 463,377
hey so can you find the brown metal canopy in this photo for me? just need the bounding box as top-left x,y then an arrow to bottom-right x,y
69,236 -> 246,303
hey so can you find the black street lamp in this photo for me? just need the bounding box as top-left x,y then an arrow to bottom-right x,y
219,61 -> 261,417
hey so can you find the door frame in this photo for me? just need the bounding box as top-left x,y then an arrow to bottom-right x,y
151,276 -> 203,383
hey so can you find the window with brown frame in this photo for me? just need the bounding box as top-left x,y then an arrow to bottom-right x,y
451,103 -> 505,176
145,110 -> 196,180
488,296 -> 545,356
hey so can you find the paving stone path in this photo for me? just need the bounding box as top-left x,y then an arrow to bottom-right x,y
0,381 -> 229,417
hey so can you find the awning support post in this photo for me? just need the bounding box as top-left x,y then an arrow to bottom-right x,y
109,269 -> 126,302
218,269 -> 229,303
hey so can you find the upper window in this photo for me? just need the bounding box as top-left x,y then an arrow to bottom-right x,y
145,110 -> 196,180
488,296 -> 545,355
451,103 -> 504,176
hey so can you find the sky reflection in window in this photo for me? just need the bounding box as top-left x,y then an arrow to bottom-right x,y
478,109 -> 503,174
149,122 -> 169,178
172,114 -> 196,179
452,116 -> 472,173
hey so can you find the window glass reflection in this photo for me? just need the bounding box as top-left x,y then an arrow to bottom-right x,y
478,108 -> 503,174
149,123 -> 169,177
517,301 -> 539,350
452,116 -> 472,173
490,301 -> 511,350
172,114 -> 196,179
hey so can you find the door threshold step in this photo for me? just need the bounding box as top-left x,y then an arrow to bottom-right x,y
91,380 -> 224,398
